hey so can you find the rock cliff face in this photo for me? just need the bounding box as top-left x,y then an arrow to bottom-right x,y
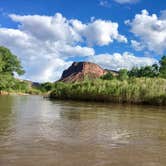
59,62 -> 117,82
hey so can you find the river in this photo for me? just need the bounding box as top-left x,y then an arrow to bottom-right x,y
0,95 -> 166,166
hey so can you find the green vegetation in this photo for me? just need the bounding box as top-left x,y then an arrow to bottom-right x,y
50,55 -> 166,105
159,55 -> 166,78
100,72 -> 114,80
118,69 -> 129,81
50,78 -> 166,105
0,46 -> 25,75
0,46 -> 40,94
128,64 -> 159,78
39,82 -> 54,93
0,74 -> 28,92
1,45 -> 166,105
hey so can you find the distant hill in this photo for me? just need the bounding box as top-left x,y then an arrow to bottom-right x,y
18,79 -> 41,88
59,61 -> 118,82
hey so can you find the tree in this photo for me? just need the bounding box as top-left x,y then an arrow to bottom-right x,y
118,69 -> 129,80
0,74 -> 14,91
159,55 -> 166,78
128,67 -> 140,77
101,72 -> 114,80
139,65 -> 159,77
128,64 -> 159,78
40,82 -> 54,92
152,64 -> 160,76
0,46 -> 25,75
0,46 -> 26,92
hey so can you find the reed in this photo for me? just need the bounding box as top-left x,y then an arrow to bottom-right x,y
50,78 -> 166,105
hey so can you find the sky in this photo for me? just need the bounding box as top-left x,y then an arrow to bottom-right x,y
0,0 -> 166,82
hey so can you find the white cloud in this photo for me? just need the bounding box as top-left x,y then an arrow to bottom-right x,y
0,13 -> 127,82
9,13 -> 82,44
59,45 -> 95,57
131,40 -> 145,51
0,27 -> 95,82
114,0 -> 139,4
127,10 -> 166,54
71,18 -> 127,46
82,20 -> 127,46
89,52 -> 157,71
10,13 -> 126,46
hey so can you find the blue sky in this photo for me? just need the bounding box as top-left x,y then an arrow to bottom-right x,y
0,0 -> 166,82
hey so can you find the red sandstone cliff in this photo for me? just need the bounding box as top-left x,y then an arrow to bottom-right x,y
59,62 -> 117,82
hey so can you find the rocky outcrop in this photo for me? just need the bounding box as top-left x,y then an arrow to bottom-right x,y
59,61 -> 117,82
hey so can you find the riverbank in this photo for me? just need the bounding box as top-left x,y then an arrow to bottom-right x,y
0,89 -> 42,96
0,91 -> 29,96
50,78 -> 166,106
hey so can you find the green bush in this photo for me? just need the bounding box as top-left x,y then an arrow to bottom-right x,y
50,78 -> 166,105
101,72 -> 114,80
118,69 -> 129,81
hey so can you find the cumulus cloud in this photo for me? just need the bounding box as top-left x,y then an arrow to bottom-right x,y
10,13 -> 127,46
0,12 -> 127,82
0,27 -> 93,82
82,20 -> 127,46
127,10 -> 166,54
70,18 -> 127,46
114,0 -> 139,4
9,13 -> 82,44
89,52 -> 157,71
131,40 -> 145,51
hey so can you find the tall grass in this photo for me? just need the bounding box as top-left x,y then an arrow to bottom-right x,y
50,78 -> 166,105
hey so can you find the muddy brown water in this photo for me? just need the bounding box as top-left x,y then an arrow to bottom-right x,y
0,95 -> 166,166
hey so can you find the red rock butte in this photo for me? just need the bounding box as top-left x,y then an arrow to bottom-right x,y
59,61 -> 118,82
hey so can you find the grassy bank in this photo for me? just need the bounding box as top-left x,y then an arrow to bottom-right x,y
0,88 -> 41,96
0,91 -> 30,96
50,78 -> 166,106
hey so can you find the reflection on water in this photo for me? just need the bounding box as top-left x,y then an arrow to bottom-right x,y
0,95 -> 166,166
